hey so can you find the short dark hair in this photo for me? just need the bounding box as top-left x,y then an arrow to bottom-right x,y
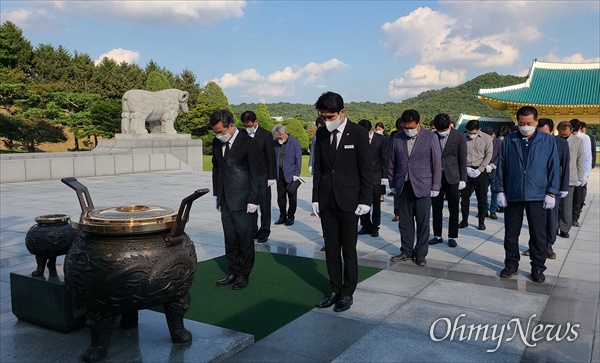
433,113 -> 451,131
358,119 -> 372,131
395,117 -> 404,130
315,116 -> 325,127
315,91 -> 344,113
481,127 -> 494,136
240,111 -> 257,123
570,119 -> 581,131
558,121 -> 573,131
497,125 -> 510,138
400,109 -> 420,124
465,120 -> 480,131
375,122 -> 385,130
580,121 -> 587,129
209,109 -> 235,128
537,118 -> 554,132
516,106 -> 538,120
511,125 -> 520,133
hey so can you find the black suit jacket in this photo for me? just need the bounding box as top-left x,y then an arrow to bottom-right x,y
369,132 -> 388,184
212,130 -> 262,211
555,135 -> 570,192
589,134 -> 596,169
312,120 -> 373,212
240,126 -> 276,183
437,128 -> 467,184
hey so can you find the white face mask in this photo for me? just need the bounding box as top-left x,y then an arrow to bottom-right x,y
325,113 -> 342,132
437,129 -> 450,137
519,125 -> 536,136
468,132 -> 478,139
375,129 -> 384,135
404,128 -> 418,138
215,131 -> 231,143
245,125 -> 257,134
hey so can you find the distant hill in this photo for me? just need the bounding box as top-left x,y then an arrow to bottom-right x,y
231,72 -> 527,130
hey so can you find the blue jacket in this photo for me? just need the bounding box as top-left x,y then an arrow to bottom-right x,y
274,135 -> 302,183
496,130 -> 559,202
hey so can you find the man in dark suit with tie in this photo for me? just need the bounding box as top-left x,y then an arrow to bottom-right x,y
357,119 -> 388,238
211,109 -> 262,290
429,113 -> 466,248
240,111 -> 276,243
388,109 -> 442,266
312,92 -> 372,313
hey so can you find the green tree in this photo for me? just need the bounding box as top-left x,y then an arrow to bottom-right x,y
31,44 -> 72,84
52,92 -> 101,150
88,99 -> 122,140
178,81 -> 232,154
69,51 -> 95,93
0,21 -> 33,74
0,115 -> 67,151
283,118 -> 309,152
145,70 -> 171,91
255,103 -> 275,132
172,69 -> 200,109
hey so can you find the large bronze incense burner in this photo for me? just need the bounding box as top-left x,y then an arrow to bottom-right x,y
61,177 -> 208,362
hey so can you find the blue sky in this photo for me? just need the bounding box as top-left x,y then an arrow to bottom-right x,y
2,1 -> 599,104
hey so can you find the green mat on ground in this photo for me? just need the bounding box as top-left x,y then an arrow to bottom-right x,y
183,252 -> 380,341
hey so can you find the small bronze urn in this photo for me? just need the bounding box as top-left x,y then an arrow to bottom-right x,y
25,214 -> 78,277
61,177 -> 208,363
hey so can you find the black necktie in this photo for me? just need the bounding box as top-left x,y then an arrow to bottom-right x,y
224,141 -> 230,159
331,130 -> 339,153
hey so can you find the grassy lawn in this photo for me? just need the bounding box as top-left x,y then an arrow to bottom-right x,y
202,154 -> 313,177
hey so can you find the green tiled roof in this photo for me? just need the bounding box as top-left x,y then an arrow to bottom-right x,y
478,60 -> 600,106
456,114 -> 514,134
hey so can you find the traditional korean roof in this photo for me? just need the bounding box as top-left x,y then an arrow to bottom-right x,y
455,113 -> 514,134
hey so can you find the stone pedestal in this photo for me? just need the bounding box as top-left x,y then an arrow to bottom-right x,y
114,133 -> 192,140
10,268 -> 86,333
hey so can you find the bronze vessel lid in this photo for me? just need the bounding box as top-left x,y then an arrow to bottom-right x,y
71,205 -> 177,234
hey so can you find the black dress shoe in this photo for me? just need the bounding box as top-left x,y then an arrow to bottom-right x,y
429,237 -> 442,245
320,246 -> 326,251
559,230 -> 570,238
232,276 -> 249,290
315,293 -> 339,308
414,257 -> 427,266
500,266 -> 518,278
490,213 -> 498,219
257,236 -> 268,243
333,296 -> 353,312
390,253 -> 412,262
531,269 -> 545,283
357,227 -> 370,235
458,220 -> 468,228
448,238 -> 457,248
274,217 -> 286,225
284,217 -> 295,226
370,231 -> 379,237
216,275 -> 237,286
497,207 -> 504,213
477,223 -> 486,230
572,219 -> 580,227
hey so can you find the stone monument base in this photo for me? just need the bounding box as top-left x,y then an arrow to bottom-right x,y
10,267 -> 86,333
115,133 -> 192,140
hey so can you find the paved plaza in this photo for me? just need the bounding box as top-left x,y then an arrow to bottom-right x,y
1,168 -> 598,362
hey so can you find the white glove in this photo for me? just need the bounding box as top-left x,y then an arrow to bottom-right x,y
466,167 -> 475,177
543,195 -> 556,210
485,165 -> 493,173
267,179 -> 276,187
471,169 -> 481,178
381,178 -> 389,186
431,191 -> 440,198
497,192 -> 507,208
308,166 -> 312,174
246,203 -> 258,213
581,176 -> 588,187
312,202 -> 320,218
489,163 -> 497,170
215,197 -> 220,212
559,191 -> 568,198
354,204 -> 371,216
458,181 -> 466,190
293,175 -> 300,182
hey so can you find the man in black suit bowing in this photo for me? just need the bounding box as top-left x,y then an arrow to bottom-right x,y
312,92 -> 372,313
211,109 -> 262,290
357,119 -> 388,238
240,111 -> 276,243
429,113 -> 467,248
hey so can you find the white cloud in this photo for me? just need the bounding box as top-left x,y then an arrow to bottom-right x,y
382,6 -> 528,68
387,64 -> 466,99
540,52 -> 600,64
0,7 -> 54,31
210,59 -> 348,101
94,48 -> 140,65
